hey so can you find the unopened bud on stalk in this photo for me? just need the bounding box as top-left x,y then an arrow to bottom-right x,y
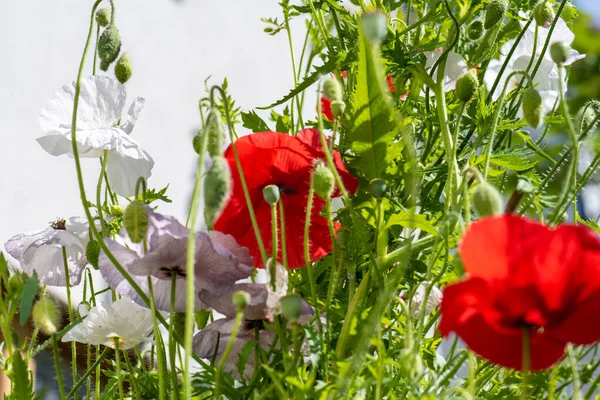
32,298 -> 61,336
361,11 -> 387,42
370,178 -> 388,200
124,200 -> 148,243
331,101 -> 346,119
455,69 -> 479,102
206,107 -> 225,157
323,78 -> 343,102
110,204 -> 124,217
114,52 -> 132,84
85,239 -> 101,269
232,290 -> 251,310
467,20 -> 484,40
263,184 -> 280,205
550,41 -> 569,65
484,0 -> 508,30
535,1 -> 555,28
204,156 -> 232,227
472,182 -> 502,217
522,87 -> 544,129
95,8 -> 111,27
280,295 -> 302,322
192,130 -> 204,154
313,163 -> 335,199
98,26 -> 121,65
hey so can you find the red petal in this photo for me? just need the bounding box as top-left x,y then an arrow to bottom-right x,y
320,96 -> 333,122
547,288 -> 600,345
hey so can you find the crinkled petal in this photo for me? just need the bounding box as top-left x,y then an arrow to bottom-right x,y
199,282 -> 269,319
120,97 -> 145,134
105,135 -> 154,197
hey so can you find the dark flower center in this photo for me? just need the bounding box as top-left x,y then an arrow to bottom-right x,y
244,319 -> 265,331
159,266 -> 186,278
50,218 -> 67,230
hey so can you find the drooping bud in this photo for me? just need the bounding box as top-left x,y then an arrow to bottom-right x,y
521,87 -> 544,128
98,26 -> 121,65
336,228 -> 350,249
95,8 -> 111,27
32,297 -> 61,336
550,41 -> 569,65
280,295 -> 302,322
535,1 -> 555,28
109,204 -> 124,217
205,107 -> 225,157
467,20 -> 484,40
484,0 -> 508,30
262,184 -> 280,205
203,156 -> 232,227
192,130 -> 204,154
114,52 -> 132,84
331,101 -> 346,119
232,290 -> 251,310
370,178 -> 388,200
472,182 -> 502,217
123,200 -> 148,243
455,69 -> 479,102
361,11 -> 387,42
312,163 -> 335,199
323,78 -> 343,102
85,239 -> 101,269
99,59 -> 111,72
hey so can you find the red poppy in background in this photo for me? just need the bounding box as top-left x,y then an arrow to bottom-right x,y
214,129 -> 358,269
439,215 -> 600,371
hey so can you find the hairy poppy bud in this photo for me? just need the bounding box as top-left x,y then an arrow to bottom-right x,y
109,204 -> 124,217
535,1 -> 554,28
232,290 -> 251,310
455,70 -> 479,102
32,297 -> 61,336
484,0 -> 508,30
263,184 -> 280,205
206,107 -> 225,157
98,26 -> 121,65
323,78 -> 343,102
114,52 -> 132,84
361,11 -> 387,42
280,295 -> 302,322
192,130 -> 204,154
124,200 -> 148,243
99,59 -> 111,72
336,227 -> 350,249
472,182 -> 502,217
204,156 -> 232,227
95,8 -> 111,27
370,178 -> 388,200
467,20 -> 484,40
85,239 -> 101,269
550,41 -> 569,65
313,163 -> 335,199
331,100 -> 346,119
522,87 -> 544,128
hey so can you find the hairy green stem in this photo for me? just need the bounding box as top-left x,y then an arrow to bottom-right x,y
214,309 -> 243,397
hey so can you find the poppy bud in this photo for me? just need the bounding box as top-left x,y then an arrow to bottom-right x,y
550,41 -> 569,65
85,239 -> 101,269
206,107 -> 225,157
114,52 -> 132,84
455,70 -> 479,103
124,200 -> 148,243
263,184 -> 280,205
522,87 -> 544,129
467,20 -> 484,40
313,163 -> 335,199
336,227 -> 350,249
361,11 -> 387,42
323,78 -> 343,102
280,295 -> 302,322
192,130 -> 204,154
534,1 -> 554,28
99,59 -> 111,72
484,0 -> 508,30
109,204 -> 124,217
95,8 -> 111,27
331,100 -> 346,119
204,156 -> 232,227
232,290 -> 251,310
472,182 -> 502,217
370,178 -> 388,200
32,297 -> 61,336
98,26 -> 121,65
171,312 -> 186,339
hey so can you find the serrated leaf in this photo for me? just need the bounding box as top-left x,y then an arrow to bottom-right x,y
19,273 -> 38,325
241,110 -> 270,132
346,24 -> 403,179
124,200 -> 148,243
385,209 -> 439,236
8,351 -> 35,400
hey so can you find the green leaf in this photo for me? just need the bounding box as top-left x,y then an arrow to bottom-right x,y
19,273 -> 38,326
8,351 -> 35,400
385,210 -> 439,236
124,200 -> 148,243
346,25 -> 403,180
241,110 -> 270,132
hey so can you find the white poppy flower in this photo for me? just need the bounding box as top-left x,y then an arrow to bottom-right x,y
4,217 -> 90,286
401,281 -> 443,317
62,296 -> 153,349
484,17 -> 585,117
424,50 -> 469,92
36,76 -> 154,197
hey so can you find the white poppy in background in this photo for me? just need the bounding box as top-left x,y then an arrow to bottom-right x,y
408,281 -> 443,317
62,296 -> 153,349
484,17 -> 585,117
36,76 -> 154,197
424,50 -> 469,92
4,217 -> 90,286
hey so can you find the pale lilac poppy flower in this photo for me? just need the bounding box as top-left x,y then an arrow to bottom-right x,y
424,50 -> 469,92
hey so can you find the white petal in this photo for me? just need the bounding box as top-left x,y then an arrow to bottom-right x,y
564,49 -> 585,66
36,134 -> 76,156
65,217 -> 91,247
105,135 -> 154,197
483,59 -> 510,101
442,52 -> 468,92
120,97 -> 146,135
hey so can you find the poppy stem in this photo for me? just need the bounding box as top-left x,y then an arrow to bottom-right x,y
96,150 -> 109,236
114,339 -> 125,399
169,272 -> 180,400
147,277 -> 167,400
61,247 -> 78,398
278,200 -> 289,272
214,308 -> 243,398
52,335 -> 67,400
520,327 -> 531,400
270,203 -> 278,291
567,344 -> 583,400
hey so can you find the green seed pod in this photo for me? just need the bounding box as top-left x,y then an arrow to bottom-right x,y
280,295 -> 302,322
370,178 -> 388,200
232,290 -> 251,310
262,184 -> 280,205
550,41 -> 569,65
484,0 -> 508,30
467,20 -> 484,41
172,312 -> 186,339
323,78 -> 343,102
472,182 -> 502,217
455,70 -> 479,103
109,204 -> 124,217
124,200 -> 148,243
85,239 -> 101,270
535,1 -> 555,27
95,8 -> 111,27
203,156 -> 232,227
32,297 -> 61,336
331,100 -> 346,119
114,52 -> 132,84
312,163 -> 335,199
361,11 -> 387,42
206,107 -> 225,157
98,26 -> 121,65
521,87 -> 544,128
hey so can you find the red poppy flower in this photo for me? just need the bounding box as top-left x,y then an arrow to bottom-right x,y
439,215 -> 600,371
214,129 -> 358,269
321,96 -> 333,122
